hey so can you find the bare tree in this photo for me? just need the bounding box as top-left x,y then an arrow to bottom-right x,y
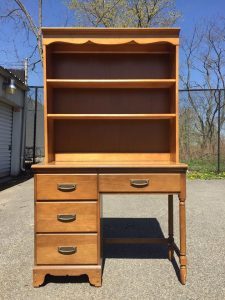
67,0 -> 181,27
180,19 -> 225,154
0,0 -> 43,68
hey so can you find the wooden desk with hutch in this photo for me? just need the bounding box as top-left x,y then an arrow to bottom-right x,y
32,28 -> 188,287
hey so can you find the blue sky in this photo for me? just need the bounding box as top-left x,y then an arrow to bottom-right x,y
176,0 -> 225,36
0,0 -> 225,86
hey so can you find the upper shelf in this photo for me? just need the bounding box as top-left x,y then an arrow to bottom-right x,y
46,52 -> 175,79
46,79 -> 176,89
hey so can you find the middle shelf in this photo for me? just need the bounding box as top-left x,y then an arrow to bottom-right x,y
47,114 -> 176,120
46,79 -> 176,88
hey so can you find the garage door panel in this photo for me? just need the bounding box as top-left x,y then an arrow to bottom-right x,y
0,102 -> 12,178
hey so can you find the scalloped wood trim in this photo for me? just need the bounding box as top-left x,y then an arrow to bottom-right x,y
33,265 -> 102,287
43,38 -> 179,46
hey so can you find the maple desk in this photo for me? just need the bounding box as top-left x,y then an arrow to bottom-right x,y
33,162 -> 187,287
33,27 -> 187,287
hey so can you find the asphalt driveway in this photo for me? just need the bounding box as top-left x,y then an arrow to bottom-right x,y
0,178 -> 225,300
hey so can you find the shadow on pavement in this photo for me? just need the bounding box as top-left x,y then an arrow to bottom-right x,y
0,170 -> 33,192
103,217 -> 167,258
42,274 -> 89,286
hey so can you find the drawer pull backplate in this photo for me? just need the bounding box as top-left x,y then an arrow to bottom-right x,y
57,214 -> 76,222
58,246 -> 77,255
130,179 -> 149,188
57,184 -> 76,192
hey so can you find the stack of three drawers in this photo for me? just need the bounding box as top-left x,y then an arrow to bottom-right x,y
33,173 -> 102,287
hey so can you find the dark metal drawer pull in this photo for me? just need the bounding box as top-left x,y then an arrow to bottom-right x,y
130,179 -> 149,188
58,246 -> 77,255
57,184 -> 76,192
57,214 -> 76,222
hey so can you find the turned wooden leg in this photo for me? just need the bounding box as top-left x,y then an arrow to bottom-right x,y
33,270 -> 46,288
88,270 -> 102,287
179,195 -> 187,285
168,194 -> 174,261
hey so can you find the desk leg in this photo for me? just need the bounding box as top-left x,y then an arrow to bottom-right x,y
168,194 -> 174,261
179,195 -> 187,285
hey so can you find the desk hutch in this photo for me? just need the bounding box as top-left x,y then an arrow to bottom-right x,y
32,28 -> 187,287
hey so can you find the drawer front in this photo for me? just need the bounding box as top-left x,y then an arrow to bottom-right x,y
36,234 -> 98,265
36,202 -> 98,232
36,174 -> 97,200
99,173 -> 181,193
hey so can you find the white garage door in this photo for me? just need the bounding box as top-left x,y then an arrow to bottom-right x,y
0,101 -> 13,178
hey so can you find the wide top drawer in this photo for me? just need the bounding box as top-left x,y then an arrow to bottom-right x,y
99,173 -> 181,193
35,174 -> 97,200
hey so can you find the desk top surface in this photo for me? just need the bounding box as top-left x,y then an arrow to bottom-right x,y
32,161 -> 188,173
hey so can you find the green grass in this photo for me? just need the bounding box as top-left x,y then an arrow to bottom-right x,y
187,171 -> 225,179
182,157 -> 225,179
